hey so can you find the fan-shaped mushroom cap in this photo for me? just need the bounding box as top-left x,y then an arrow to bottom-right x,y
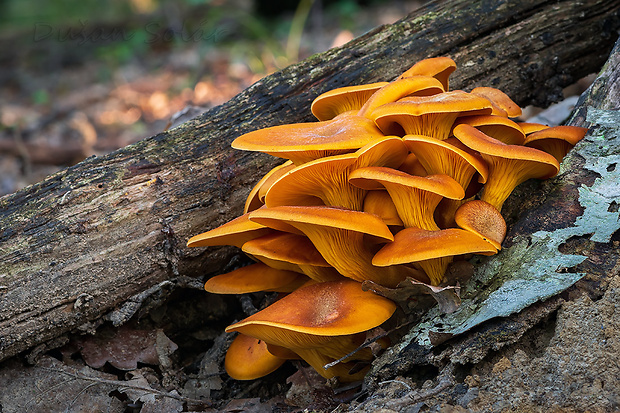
231,115 -> 386,165
403,135 -> 489,228
519,122 -> 549,135
187,212 -> 271,248
454,200 -> 506,250
453,115 -> 526,145
373,227 -> 497,285
244,161 -> 295,213
225,334 -> 287,380
264,137 -> 408,210
403,135 -> 489,188
249,205 -> 417,287
204,262 -> 308,294
357,76 -> 445,118
349,168 -> 464,231
363,190 -> 404,226
369,91 -> 493,139
242,232 -> 343,282
311,82 -> 388,121
523,125 -> 588,164
453,124 -> 560,212
470,86 -> 522,117
226,280 -> 396,380
398,57 -> 457,90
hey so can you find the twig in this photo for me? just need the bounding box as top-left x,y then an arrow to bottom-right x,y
383,364 -> 456,409
35,365 -> 211,406
323,320 -> 416,370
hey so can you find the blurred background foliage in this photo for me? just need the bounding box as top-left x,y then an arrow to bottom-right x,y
0,0 -> 422,195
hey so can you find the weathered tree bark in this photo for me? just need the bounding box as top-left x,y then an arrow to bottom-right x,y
0,0 -> 618,362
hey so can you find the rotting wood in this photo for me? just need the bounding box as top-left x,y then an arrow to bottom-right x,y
0,0 -> 618,363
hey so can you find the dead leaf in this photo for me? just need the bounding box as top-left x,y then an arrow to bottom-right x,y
362,278 -> 461,314
76,325 -> 178,370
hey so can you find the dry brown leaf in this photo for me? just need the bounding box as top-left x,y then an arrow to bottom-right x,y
362,277 -> 461,314
76,325 -> 178,370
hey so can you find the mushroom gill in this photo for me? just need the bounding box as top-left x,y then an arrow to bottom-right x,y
249,205 -> 419,287
264,137 -> 407,210
311,82 -> 388,121
349,167 -> 464,231
369,90 -> 493,139
453,124 -> 559,212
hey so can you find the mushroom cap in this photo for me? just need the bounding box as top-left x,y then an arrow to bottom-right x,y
470,86 -> 522,117
357,76 -> 445,118
372,226 -> 497,284
242,232 -> 332,267
349,168 -> 465,200
227,280 -> 394,381
454,200 -> 506,250
453,115 -> 526,145
187,212 -> 271,248
225,280 -> 396,338
398,57 -> 457,90
242,232 -> 343,282
244,160 -> 295,213
225,333 -> 286,380
248,205 -> 394,242
264,136 -> 408,210
204,262 -> 308,294
249,205 -> 413,286
369,91 -> 493,138
453,124 -> 560,211
373,227 -> 497,265
311,82 -> 388,121
349,168 -> 464,230
403,134 -> 489,187
518,122 -> 549,135
231,115 -> 386,164
523,125 -> 588,163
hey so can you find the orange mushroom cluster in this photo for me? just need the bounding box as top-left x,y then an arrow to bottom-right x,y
188,57 -> 587,382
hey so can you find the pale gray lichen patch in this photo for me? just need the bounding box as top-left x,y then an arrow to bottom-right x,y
395,108 -> 620,350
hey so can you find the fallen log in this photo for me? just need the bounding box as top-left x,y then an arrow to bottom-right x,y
0,0 -> 618,362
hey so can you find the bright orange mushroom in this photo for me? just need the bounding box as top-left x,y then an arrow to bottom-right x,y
349,168 -> 464,231
264,137 -> 408,210
373,227 -> 497,285
225,333 -> 287,380
523,125 -> 588,164
453,124 -> 560,212
403,135 -> 489,228
242,232 -> 343,282
244,160 -> 296,213
453,115 -> 526,145
231,115 -> 386,165
470,86 -> 522,117
311,82 -> 388,121
204,262 -> 308,294
225,280 -> 397,381
398,57 -> 457,90
356,76 -> 445,118
369,91 -> 493,139
454,200 -> 506,251
249,205 -> 421,287
187,212 -> 272,249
